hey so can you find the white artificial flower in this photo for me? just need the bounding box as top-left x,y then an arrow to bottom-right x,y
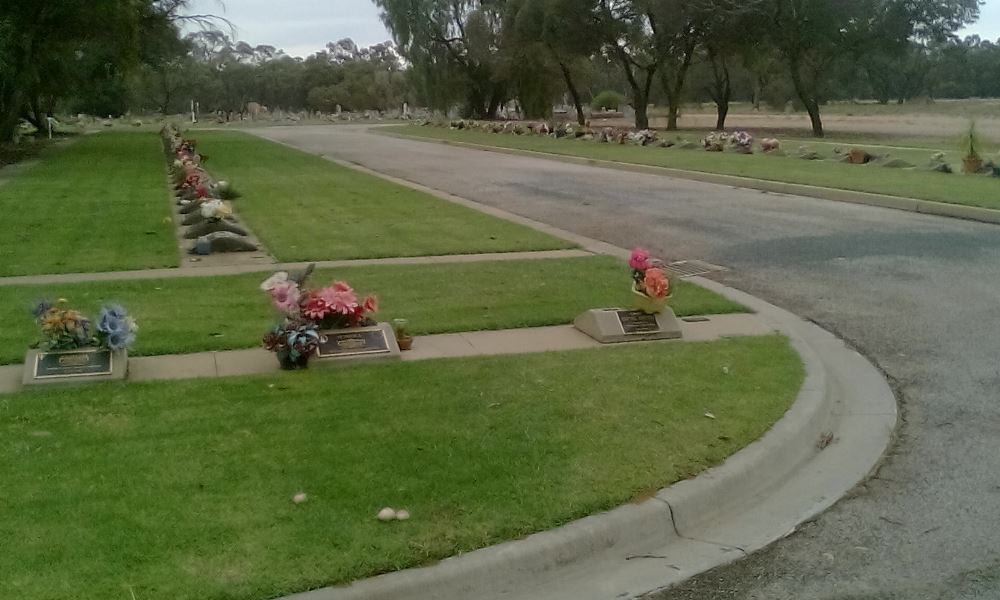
200,199 -> 223,219
260,272 -> 289,291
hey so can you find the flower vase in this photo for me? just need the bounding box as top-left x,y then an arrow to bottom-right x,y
277,352 -> 310,370
632,288 -> 668,315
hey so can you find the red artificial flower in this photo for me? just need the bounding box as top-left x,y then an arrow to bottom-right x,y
302,294 -> 332,320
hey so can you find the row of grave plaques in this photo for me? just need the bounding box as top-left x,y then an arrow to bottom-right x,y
21,322 -> 402,388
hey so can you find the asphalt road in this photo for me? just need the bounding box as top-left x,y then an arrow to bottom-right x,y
254,125 -> 1000,600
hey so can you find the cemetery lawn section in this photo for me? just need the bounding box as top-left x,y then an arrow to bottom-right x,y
0,256 -> 745,364
0,336 -> 802,600
387,125 -> 1000,211
0,132 -> 177,276
196,130 -> 573,260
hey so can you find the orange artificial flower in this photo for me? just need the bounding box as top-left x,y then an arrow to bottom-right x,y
643,268 -> 670,299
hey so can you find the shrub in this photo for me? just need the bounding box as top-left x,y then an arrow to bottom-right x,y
591,90 -> 625,111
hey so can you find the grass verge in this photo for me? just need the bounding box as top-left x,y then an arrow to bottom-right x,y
0,256 -> 746,364
195,130 -> 573,260
0,336 -> 802,600
388,125 -> 1000,211
0,132 -> 176,276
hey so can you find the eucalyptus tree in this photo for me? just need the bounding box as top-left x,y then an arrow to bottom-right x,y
694,0 -> 765,129
762,0 -> 980,137
374,0 -> 511,117
593,0 -> 659,128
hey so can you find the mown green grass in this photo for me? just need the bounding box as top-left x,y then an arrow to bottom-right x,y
0,336 -> 801,600
0,256 -> 746,364
0,132 -> 176,276
195,130 -> 572,261
390,125 -> 1000,210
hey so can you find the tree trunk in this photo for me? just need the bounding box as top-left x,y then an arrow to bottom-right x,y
634,97 -> 649,129
715,102 -> 729,131
787,58 -> 824,137
707,49 -> 732,131
556,60 -> 586,126
803,99 -> 824,137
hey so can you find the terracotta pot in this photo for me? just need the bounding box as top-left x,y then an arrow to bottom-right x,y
397,336 -> 414,351
849,149 -> 869,164
963,156 -> 984,174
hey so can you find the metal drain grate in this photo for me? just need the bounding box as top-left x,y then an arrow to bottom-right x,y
665,259 -> 728,279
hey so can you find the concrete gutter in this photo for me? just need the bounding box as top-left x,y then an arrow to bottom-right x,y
253,135 -> 898,600
377,129 -> 1000,226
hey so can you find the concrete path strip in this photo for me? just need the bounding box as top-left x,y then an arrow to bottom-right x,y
272,276 -> 896,600
0,249 -> 593,286
380,129 -> 1000,226
0,315 -> 772,389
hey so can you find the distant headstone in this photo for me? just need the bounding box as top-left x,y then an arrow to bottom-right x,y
184,220 -> 249,239
623,104 -> 636,122
191,232 -> 257,255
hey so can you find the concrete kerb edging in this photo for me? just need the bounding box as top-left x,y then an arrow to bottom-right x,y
375,129 -> 1000,226
280,274 -> 895,600
252,135 -> 898,599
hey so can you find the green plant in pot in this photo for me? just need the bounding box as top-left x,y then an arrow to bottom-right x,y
961,120 -> 984,174
393,318 -> 414,351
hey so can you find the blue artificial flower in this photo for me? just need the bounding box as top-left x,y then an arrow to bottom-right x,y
106,330 -> 135,351
97,305 -> 129,335
103,304 -> 127,320
31,300 -> 52,319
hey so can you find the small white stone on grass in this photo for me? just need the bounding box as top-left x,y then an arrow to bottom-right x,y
377,507 -> 397,521
704,412 -> 717,420
395,509 -> 410,521
293,492 -> 308,504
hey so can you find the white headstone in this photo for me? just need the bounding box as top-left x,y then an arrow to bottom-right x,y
623,104 -> 636,123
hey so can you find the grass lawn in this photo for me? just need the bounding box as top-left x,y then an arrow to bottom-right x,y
194,130 -> 573,260
389,125 -> 1000,211
0,336 -> 802,600
0,256 -> 745,365
0,132 -> 177,276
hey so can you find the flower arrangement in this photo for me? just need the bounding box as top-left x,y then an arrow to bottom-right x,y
628,248 -> 672,314
262,321 -> 321,369
32,300 -> 137,352
702,131 -> 729,152
731,131 -> 754,153
200,199 -> 233,221
260,267 -> 380,367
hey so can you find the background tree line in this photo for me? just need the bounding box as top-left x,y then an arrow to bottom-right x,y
0,0 -> 992,142
374,0 -> 984,136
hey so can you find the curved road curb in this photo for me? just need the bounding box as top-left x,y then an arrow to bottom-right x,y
278,275 -> 896,600
377,129 -> 1000,226
247,127 -> 897,600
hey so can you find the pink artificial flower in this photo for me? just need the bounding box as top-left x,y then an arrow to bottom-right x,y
270,281 -> 301,315
333,281 -> 352,293
629,248 -> 652,271
362,295 -> 378,314
319,285 -> 358,315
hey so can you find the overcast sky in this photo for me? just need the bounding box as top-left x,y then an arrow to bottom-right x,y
189,0 -> 1000,59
